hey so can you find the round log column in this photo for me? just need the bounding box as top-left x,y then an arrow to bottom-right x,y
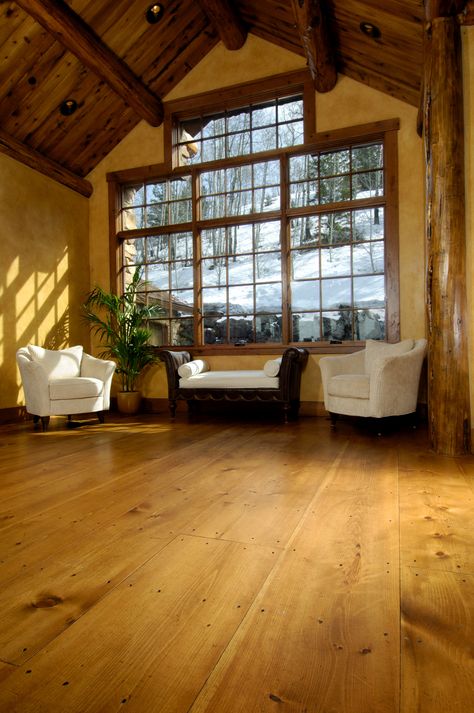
424,15 -> 471,455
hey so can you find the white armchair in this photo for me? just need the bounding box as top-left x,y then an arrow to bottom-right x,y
16,345 -> 116,430
319,339 -> 427,424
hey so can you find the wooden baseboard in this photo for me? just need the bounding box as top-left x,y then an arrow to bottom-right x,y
0,406 -> 29,425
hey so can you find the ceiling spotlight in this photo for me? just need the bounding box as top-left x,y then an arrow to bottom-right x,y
146,4 -> 164,24
59,99 -> 78,116
359,21 -> 381,39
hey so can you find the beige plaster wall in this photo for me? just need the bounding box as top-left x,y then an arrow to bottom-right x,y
87,35 -> 426,406
0,153 -> 90,410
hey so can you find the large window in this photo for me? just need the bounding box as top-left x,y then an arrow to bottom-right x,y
113,79 -> 399,350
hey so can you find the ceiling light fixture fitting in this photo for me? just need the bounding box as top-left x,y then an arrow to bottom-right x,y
146,3 -> 164,24
359,21 -> 381,39
60,99 -> 78,116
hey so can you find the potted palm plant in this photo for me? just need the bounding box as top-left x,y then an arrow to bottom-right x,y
82,267 -> 162,414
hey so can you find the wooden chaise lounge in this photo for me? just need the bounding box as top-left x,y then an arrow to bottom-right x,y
159,347 -> 308,422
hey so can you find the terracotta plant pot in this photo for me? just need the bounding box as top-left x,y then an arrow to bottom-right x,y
117,391 -> 142,414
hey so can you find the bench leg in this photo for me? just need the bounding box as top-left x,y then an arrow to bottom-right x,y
169,399 -> 177,419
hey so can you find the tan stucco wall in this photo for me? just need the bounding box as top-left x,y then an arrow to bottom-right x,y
0,153 -> 90,410
87,35 -> 426,406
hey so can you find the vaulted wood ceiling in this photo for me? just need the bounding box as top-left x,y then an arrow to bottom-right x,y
0,0 -> 471,196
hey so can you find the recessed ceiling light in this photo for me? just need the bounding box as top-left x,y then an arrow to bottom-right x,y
146,4 -> 164,24
59,99 -> 78,116
359,21 -> 381,39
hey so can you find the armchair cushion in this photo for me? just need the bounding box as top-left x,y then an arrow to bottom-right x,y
364,338 -> 414,374
328,374 -> 370,400
49,377 -> 104,400
27,344 -> 83,378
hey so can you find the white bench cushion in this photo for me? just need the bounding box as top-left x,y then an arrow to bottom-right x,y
179,370 -> 279,389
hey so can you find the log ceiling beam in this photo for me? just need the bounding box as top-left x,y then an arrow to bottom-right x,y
0,129 -> 93,197
460,0 -> 474,23
291,0 -> 337,93
196,0 -> 247,50
14,0 -> 164,127
424,0 -> 467,21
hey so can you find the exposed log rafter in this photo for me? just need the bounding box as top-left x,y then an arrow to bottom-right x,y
0,129 -> 93,197
13,0 -> 164,127
196,0 -> 247,50
291,0 -> 337,93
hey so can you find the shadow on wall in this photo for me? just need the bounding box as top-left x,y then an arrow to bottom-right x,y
0,256 -> 89,411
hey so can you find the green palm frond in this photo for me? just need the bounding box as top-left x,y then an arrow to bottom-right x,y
82,267 -> 164,391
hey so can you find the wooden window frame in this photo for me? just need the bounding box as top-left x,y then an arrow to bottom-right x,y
107,71 -> 399,355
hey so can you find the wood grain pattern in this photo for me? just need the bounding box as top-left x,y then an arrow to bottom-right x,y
0,0 -> 425,181
0,414 -> 472,711
398,443 -> 474,712
14,0 -> 164,126
423,14 -> 471,455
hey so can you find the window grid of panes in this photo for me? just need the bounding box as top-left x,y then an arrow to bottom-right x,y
176,95 -> 304,167
120,177 -> 192,231
200,160 -> 281,220
122,232 -> 195,346
201,222 -> 283,344
288,142 -> 385,342
119,135 -> 387,346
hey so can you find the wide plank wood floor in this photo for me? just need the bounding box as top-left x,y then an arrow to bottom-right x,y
0,410 -> 473,712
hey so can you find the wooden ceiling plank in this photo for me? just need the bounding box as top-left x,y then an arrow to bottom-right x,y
291,0 -> 337,93
244,27 -> 305,57
196,0 -> 248,50
339,35 -> 423,76
0,45 -> 71,137
152,29 -> 221,99
13,0 -> 164,126
0,128 -> 92,197
334,3 -> 424,45
44,88 -> 137,174
339,58 -> 420,106
338,0 -> 425,24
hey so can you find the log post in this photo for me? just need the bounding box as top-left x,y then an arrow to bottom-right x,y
423,7 -> 471,454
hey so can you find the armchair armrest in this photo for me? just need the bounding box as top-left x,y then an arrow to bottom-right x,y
17,356 -> 51,416
81,353 -> 116,381
81,353 -> 116,409
369,344 -> 426,417
319,350 -> 365,379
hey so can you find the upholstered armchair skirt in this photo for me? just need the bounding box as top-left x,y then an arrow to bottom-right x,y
319,339 -> 427,421
16,345 -> 116,430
